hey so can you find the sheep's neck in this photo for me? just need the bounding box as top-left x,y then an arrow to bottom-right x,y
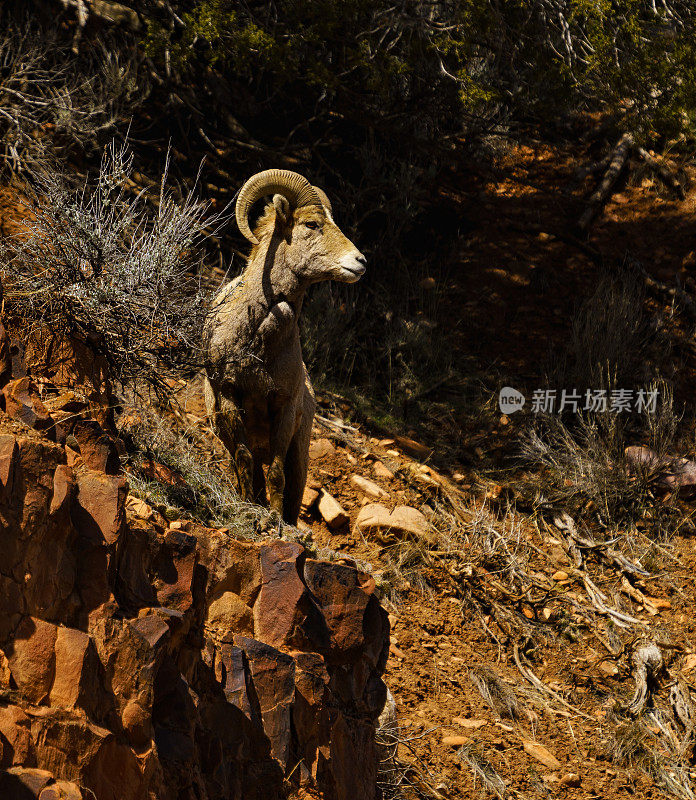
246,243 -> 308,314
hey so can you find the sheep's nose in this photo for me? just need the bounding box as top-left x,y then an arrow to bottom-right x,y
356,254 -> 367,267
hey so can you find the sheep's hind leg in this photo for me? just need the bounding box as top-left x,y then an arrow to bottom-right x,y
233,444 -> 254,503
283,384 -> 314,525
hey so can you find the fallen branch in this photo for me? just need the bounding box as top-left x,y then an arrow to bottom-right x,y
513,644 -> 595,721
627,642 -> 664,717
577,133 -> 687,234
629,257 -> 696,321
578,133 -> 634,233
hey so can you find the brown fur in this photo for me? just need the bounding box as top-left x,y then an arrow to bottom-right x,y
204,193 -> 366,523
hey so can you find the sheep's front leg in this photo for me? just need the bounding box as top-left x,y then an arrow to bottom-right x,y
205,378 -> 254,502
267,455 -> 285,517
267,402 -> 298,520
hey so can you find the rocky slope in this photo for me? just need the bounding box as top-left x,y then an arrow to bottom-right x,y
0,380 -> 389,800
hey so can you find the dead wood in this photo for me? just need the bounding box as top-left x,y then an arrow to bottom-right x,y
575,153 -> 612,181
636,147 -> 686,200
629,257 -> 696,321
627,642 -> 664,717
513,644 -> 595,721
578,132 -> 634,233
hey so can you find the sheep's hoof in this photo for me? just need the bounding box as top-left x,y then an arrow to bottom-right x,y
260,509 -> 283,537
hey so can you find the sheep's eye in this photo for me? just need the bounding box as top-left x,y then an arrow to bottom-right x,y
304,221 -> 319,230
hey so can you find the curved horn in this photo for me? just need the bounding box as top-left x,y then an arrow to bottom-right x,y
235,169 -> 322,244
313,186 -> 332,215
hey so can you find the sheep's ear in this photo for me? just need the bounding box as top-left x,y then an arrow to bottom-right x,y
272,194 -> 291,228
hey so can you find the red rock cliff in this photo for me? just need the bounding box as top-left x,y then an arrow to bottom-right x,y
0,414 -> 389,800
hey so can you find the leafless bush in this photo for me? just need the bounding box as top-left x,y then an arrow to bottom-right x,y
456,742 -> 509,799
1,141 -> 224,395
0,16 -> 144,175
469,666 -> 521,721
551,267 -> 659,393
607,716 -> 695,800
521,380 -> 681,528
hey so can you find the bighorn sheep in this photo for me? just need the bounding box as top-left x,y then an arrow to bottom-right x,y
203,169 -> 367,524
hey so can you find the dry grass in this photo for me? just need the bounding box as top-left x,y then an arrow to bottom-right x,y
118,402 -> 270,537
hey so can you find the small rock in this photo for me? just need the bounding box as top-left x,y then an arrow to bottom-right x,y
552,570 -> 569,581
598,661 -> 619,677
301,486 -> 320,511
373,461 -> 395,480
419,277 -> 436,290
308,438 -> 336,460
355,503 -> 432,543
350,474 -> 389,500
452,717 -> 486,730
522,740 -> 562,769
442,735 -> 469,747
317,491 -> 349,529
559,773 -> 581,788
389,643 -> 406,660
126,495 -> 156,520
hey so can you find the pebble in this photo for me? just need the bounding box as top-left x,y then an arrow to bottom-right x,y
317,491 -> 349,529
452,717 -> 486,730
442,735 -> 469,747
308,438 -> 336,460
301,486 -> 320,511
350,474 -> 389,500
373,461 -> 395,480
522,740 -> 562,769
559,773 -> 581,787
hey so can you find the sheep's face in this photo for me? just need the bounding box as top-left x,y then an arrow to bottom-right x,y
278,201 -> 367,284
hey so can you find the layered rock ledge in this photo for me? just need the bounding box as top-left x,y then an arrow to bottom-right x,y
0,413 -> 389,799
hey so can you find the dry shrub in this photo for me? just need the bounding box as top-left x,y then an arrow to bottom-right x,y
0,14 -> 143,176
521,381 -> 682,531
1,141 -> 224,396
119,402 -> 268,536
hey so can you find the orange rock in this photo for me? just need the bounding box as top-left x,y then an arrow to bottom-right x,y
522,740 -> 562,769
309,438 -> 336,460
442,734 -> 469,746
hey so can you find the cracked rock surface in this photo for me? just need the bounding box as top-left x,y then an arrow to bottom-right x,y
0,413 -> 389,800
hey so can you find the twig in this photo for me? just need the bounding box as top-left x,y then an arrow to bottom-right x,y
513,643 -> 595,721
